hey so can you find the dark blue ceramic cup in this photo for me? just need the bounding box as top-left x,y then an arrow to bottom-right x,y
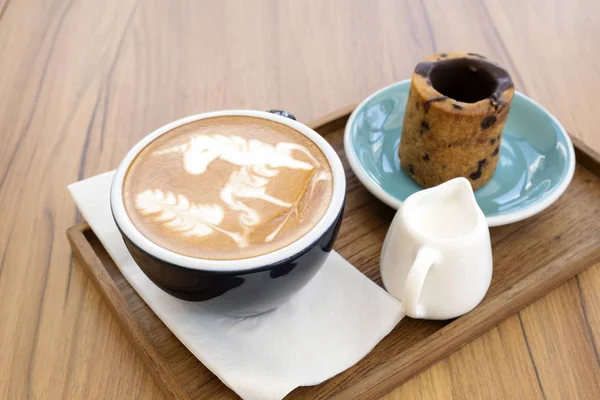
110,110 -> 346,316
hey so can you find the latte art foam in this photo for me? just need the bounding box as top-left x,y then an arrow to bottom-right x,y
123,116 -> 333,260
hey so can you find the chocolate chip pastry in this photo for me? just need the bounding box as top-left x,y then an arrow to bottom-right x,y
399,52 -> 514,190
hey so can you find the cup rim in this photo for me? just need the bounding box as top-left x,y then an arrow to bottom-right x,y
110,110 -> 346,272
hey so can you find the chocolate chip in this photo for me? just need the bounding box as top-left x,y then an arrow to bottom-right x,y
442,164 -> 447,169
470,159 -> 487,180
439,53 -> 448,57
408,164 -> 415,175
423,153 -> 430,161
497,134 -> 501,140
554,235 -> 561,241
416,103 -> 420,110
492,146 -> 499,156
470,170 -> 482,180
490,138 -> 496,145
420,120 -> 430,135
423,96 -> 447,112
453,103 -> 463,110
481,115 -> 497,129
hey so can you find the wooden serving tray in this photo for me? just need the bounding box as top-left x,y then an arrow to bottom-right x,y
67,105 -> 600,400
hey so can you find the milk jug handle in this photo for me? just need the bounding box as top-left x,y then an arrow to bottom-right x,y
403,246 -> 439,318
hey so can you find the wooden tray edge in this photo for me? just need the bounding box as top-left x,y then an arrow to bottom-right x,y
66,107 -> 600,400
307,104 -> 356,133
572,135 -> 600,176
67,224 -> 191,400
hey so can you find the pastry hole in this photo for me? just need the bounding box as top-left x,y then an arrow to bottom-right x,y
429,58 -> 498,103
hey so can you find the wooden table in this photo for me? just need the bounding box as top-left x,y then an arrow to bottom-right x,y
1,0 -> 598,398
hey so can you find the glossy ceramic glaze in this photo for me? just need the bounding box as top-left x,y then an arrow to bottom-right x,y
111,110 -> 347,316
380,178 -> 492,320
118,208 -> 343,316
344,80 -> 575,226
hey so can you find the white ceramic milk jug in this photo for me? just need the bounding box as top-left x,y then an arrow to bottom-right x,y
380,177 -> 493,320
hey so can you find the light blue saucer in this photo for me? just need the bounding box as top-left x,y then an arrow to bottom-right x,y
344,80 -> 575,227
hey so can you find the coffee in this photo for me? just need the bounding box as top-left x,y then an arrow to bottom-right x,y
123,116 -> 333,260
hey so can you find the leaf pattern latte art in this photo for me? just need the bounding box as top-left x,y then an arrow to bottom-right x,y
140,134 -> 331,248
135,189 -> 248,247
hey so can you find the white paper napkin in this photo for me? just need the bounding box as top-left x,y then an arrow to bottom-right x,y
68,171 -> 404,400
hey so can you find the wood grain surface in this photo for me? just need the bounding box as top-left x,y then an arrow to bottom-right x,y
1,0 -> 599,399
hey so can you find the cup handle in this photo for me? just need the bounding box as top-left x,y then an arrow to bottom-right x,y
403,246 -> 439,318
266,109 -> 296,121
